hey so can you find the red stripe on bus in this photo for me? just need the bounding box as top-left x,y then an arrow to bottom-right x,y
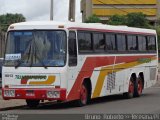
67,56 -> 115,101
67,55 -> 156,101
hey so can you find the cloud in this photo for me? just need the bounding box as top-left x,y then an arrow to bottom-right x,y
0,0 -> 82,22
0,0 -> 50,21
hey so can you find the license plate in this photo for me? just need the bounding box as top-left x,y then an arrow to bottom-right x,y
26,90 -> 35,96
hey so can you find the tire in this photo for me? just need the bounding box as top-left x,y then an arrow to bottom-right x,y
123,76 -> 135,99
76,83 -> 89,107
26,100 -> 40,108
134,76 -> 143,97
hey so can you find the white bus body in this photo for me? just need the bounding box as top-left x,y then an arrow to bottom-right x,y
2,21 -> 158,107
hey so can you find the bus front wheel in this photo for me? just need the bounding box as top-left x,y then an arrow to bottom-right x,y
26,100 -> 40,108
76,83 -> 88,107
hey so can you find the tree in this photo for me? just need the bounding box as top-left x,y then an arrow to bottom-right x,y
108,12 -> 150,28
154,26 -> 160,49
108,14 -> 126,25
0,13 -> 26,32
126,12 -> 150,28
85,14 -> 101,23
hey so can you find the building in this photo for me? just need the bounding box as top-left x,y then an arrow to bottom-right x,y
81,0 -> 159,24
158,0 -> 160,18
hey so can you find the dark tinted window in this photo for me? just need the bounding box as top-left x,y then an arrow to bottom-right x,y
138,36 -> 147,51
127,35 -> 138,50
117,34 -> 126,51
147,36 -> 156,51
69,31 -> 77,66
105,34 -> 116,50
93,33 -> 105,50
78,32 -> 93,51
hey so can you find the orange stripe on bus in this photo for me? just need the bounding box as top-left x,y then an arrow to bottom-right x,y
92,56 -> 157,98
29,76 -> 56,85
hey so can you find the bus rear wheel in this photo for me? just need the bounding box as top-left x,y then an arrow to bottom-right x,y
134,76 -> 143,97
76,83 -> 88,107
123,77 -> 134,99
26,100 -> 40,108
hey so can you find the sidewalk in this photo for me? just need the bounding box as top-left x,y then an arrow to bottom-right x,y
0,90 -> 26,110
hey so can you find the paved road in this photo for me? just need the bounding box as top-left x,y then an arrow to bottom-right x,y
0,86 -> 160,114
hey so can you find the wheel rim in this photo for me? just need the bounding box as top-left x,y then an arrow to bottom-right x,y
138,80 -> 143,95
129,80 -> 134,94
80,85 -> 87,105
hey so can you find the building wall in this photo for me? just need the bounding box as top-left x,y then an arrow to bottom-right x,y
81,0 -> 92,22
158,0 -> 160,18
82,0 -> 158,23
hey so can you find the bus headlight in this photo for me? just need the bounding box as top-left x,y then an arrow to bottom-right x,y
4,90 -> 15,97
47,90 -> 60,98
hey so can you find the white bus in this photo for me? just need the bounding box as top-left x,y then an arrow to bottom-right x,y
2,21 -> 158,108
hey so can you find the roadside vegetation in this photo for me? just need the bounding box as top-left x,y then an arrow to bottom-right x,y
85,12 -> 160,49
0,13 -> 26,32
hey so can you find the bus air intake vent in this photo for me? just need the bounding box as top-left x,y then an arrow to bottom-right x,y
107,72 -> 116,90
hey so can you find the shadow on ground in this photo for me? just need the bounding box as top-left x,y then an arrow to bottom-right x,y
19,92 -> 153,110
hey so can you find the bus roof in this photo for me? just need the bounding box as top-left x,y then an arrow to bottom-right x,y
9,21 -> 156,35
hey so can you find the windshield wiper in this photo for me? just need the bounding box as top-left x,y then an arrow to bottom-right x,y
15,41 -> 32,69
32,31 -> 48,69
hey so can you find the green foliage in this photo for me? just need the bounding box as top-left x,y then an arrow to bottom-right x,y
0,13 -> 26,32
126,13 -> 150,28
108,12 -> 150,28
85,14 -> 101,23
155,26 -> 160,49
108,14 -> 126,25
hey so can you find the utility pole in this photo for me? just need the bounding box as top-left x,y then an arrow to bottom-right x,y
69,0 -> 76,22
50,0 -> 54,20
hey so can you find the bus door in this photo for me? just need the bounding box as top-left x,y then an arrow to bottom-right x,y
68,31 -> 78,91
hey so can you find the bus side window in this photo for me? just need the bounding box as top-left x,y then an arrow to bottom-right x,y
68,31 -> 77,66
147,36 -> 156,51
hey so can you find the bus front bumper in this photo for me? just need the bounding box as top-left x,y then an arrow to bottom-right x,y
2,88 -> 66,101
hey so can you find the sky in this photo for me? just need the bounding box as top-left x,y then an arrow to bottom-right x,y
0,0 -> 82,22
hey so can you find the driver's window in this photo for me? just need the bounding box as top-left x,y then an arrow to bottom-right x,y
69,31 -> 77,66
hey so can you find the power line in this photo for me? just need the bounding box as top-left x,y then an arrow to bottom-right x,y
112,0 -> 156,15
96,0 -> 156,16
96,0 -> 129,14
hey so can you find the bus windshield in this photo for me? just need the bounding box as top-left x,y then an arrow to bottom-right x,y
4,30 -> 66,67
